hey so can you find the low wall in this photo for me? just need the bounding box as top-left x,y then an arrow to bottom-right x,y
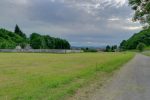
0,49 -> 83,54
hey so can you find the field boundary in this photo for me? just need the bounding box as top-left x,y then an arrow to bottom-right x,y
0,49 -> 83,53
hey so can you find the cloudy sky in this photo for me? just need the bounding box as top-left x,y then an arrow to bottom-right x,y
0,0 -> 142,47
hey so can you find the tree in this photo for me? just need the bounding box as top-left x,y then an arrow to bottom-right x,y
63,40 -> 71,49
120,40 -> 127,50
105,45 -> 111,52
44,35 -> 54,49
14,24 -> 26,39
111,46 -> 115,52
30,33 -> 46,49
114,45 -> 117,50
137,42 -> 146,52
129,0 -> 150,27
111,45 -> 117,52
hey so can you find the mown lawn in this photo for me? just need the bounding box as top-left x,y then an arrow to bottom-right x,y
0,52 -> 134,100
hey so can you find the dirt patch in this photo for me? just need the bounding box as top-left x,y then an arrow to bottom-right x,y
67,72 -> 114,100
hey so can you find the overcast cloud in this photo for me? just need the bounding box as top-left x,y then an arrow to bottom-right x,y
0,0 -> 142,47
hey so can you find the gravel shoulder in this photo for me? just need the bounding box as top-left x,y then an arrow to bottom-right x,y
90,54 -> 150,100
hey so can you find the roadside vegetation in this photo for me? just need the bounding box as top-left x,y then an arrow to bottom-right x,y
143,51 -> 150,56
0,52 -> 134,100
120,28 -> 150,51
145,46 -> 150,50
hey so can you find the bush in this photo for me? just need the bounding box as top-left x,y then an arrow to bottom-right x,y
105,45 -> 111,52
137,43 -> 146,52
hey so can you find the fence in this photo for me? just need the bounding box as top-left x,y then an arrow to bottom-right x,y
0,49 -> 83,54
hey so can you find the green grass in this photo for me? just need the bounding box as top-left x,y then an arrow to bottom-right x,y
145,46 -> 150,50
0,52 -> 134,100
143,51 -> 150,56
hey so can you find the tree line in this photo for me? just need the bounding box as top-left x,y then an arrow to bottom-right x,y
105,45 -> 118,52
0,25 -> 70,49
30,33 -> 70,49
120,28 -> 150,51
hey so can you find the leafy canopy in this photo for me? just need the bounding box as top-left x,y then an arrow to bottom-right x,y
0,28 -> 25,49
30,33 -> 70,49
14,24 -> 27,39
129,0 -> 150,27
0,26 -> 71,49
120,28 -> 150,50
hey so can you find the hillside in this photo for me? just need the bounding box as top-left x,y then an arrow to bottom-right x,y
120,28 -> 150,50
0,28 -> 26,49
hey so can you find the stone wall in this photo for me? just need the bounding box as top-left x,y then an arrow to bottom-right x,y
0,49 -> 83,53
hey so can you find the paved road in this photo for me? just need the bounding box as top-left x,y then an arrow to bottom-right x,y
90,54 -> 150,100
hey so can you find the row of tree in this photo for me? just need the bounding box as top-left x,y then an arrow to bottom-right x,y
105,45 -> 117,52
30,33 -> 70,49
0,25 -> 70,49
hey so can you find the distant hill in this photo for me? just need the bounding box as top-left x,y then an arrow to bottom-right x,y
120,28 -> 150,50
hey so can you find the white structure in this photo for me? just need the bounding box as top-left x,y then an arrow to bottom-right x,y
15,45 -> 22,50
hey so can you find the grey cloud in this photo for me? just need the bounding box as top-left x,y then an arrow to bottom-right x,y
0,0 -> 141,47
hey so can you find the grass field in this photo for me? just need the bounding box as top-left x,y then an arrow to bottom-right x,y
0,52 -> 134,100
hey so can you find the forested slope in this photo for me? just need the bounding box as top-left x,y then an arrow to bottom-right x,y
120,28 -> 150,50
0,26 -> 70,49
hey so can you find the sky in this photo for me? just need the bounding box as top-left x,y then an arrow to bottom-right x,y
0,0 -> 142,47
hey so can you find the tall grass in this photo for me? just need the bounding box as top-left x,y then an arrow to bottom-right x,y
0,52 -> 134,100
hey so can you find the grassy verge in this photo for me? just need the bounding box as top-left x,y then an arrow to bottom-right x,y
0,52 -> 134,100
142,51 -> 150,56
145,46 -> 150,50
